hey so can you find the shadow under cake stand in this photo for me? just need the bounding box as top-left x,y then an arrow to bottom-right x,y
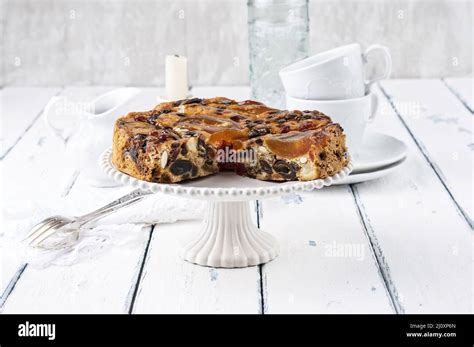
101,148 -> 353,268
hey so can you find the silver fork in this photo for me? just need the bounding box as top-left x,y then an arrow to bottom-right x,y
23,188 -> 153,248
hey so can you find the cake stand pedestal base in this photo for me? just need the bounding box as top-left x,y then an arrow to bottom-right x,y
181,201 -> 279,268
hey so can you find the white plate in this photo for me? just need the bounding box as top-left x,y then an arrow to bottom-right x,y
334,156 -> 406,185
352,132 -> 407,173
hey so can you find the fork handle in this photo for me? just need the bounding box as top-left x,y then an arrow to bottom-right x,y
75,188 -> 153,227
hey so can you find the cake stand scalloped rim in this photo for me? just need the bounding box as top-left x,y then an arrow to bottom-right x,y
100,148 -> 353,267
100,148 -> 353,201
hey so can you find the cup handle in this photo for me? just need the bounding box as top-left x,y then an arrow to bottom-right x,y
43,96 -> 83,143
368,93 -> 379,123
363,44 -> 392,88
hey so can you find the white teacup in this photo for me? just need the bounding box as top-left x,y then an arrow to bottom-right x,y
280,43 -> 391,100
286,93 -> 378,157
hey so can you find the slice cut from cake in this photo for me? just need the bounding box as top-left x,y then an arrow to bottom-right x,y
112,97 -> 349,183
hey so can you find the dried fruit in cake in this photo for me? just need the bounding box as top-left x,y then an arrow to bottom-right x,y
112,97 -> 349,183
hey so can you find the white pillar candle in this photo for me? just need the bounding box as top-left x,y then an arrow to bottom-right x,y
165,54 -> 188,100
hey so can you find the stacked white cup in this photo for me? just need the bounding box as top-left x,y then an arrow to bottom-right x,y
280,43 -> 392,158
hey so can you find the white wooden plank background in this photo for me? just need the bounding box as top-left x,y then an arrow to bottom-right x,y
350,83 -> 472,313
443,78 -> 473,113
2,87 -> 138,312
260,188 -> 394,313
380,79 -> 472,227
2,87 -> 67,304
132,221 -> 262,313
2,87 -> 160,313
0,87 -> 61,159
1,80 -> 472,314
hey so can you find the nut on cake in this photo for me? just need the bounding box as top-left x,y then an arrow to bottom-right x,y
112,97 -> 349,183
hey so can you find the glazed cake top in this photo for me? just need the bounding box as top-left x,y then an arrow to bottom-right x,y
115,97 -> 342,159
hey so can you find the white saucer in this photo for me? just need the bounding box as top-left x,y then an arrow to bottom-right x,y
334,156 -> 406,185
352,132 -> 407,173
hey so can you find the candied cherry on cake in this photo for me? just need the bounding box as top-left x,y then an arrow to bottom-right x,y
134,115 -> 147,122
298,121 -> 314,131
280,125 -> 290,133
230,115 -> 244,122
147,129 -> 166,141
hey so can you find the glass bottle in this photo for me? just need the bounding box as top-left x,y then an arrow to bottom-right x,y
248,0 -> 309,109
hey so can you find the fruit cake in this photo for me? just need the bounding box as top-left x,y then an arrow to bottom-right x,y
112,97 -> 349,183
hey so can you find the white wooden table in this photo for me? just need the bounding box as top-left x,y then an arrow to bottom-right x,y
1,79 -> 472,314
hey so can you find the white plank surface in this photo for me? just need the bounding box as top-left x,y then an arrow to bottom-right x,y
2,83 -> 472,314
380,79 -> 472,226
2,171 -> 153,313
444,78 -> 473,112
2,86 -> 109,310
0,87 -> 61,159
260,189 -> 394,313
2,87 -> 68,302
132,220 -> 261,313
2,87 -> 164,313
349,83 -> 472,313
2,229 -> 152,314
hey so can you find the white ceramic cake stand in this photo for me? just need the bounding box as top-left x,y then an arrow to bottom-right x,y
100,148 -> 353,268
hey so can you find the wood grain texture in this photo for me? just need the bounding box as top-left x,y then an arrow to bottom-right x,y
2,0 -> 187,86
1,86 -> 96,307
2,84 -> 472,314
1,87 -> 66,302
1,0 -> 249,86
2,87 -> 168,313
351,83 -> 472,313
2,0 -> 471,86
2,163 -> 154,313
0,87 -> 61,159
132,220 -> 261,313
259,188 -> 394,313
309,0 -> 472,78
2,228 -> 152,313
185,0 -> 249,86
380,79 -> 473,227
443,78 -> 473,113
